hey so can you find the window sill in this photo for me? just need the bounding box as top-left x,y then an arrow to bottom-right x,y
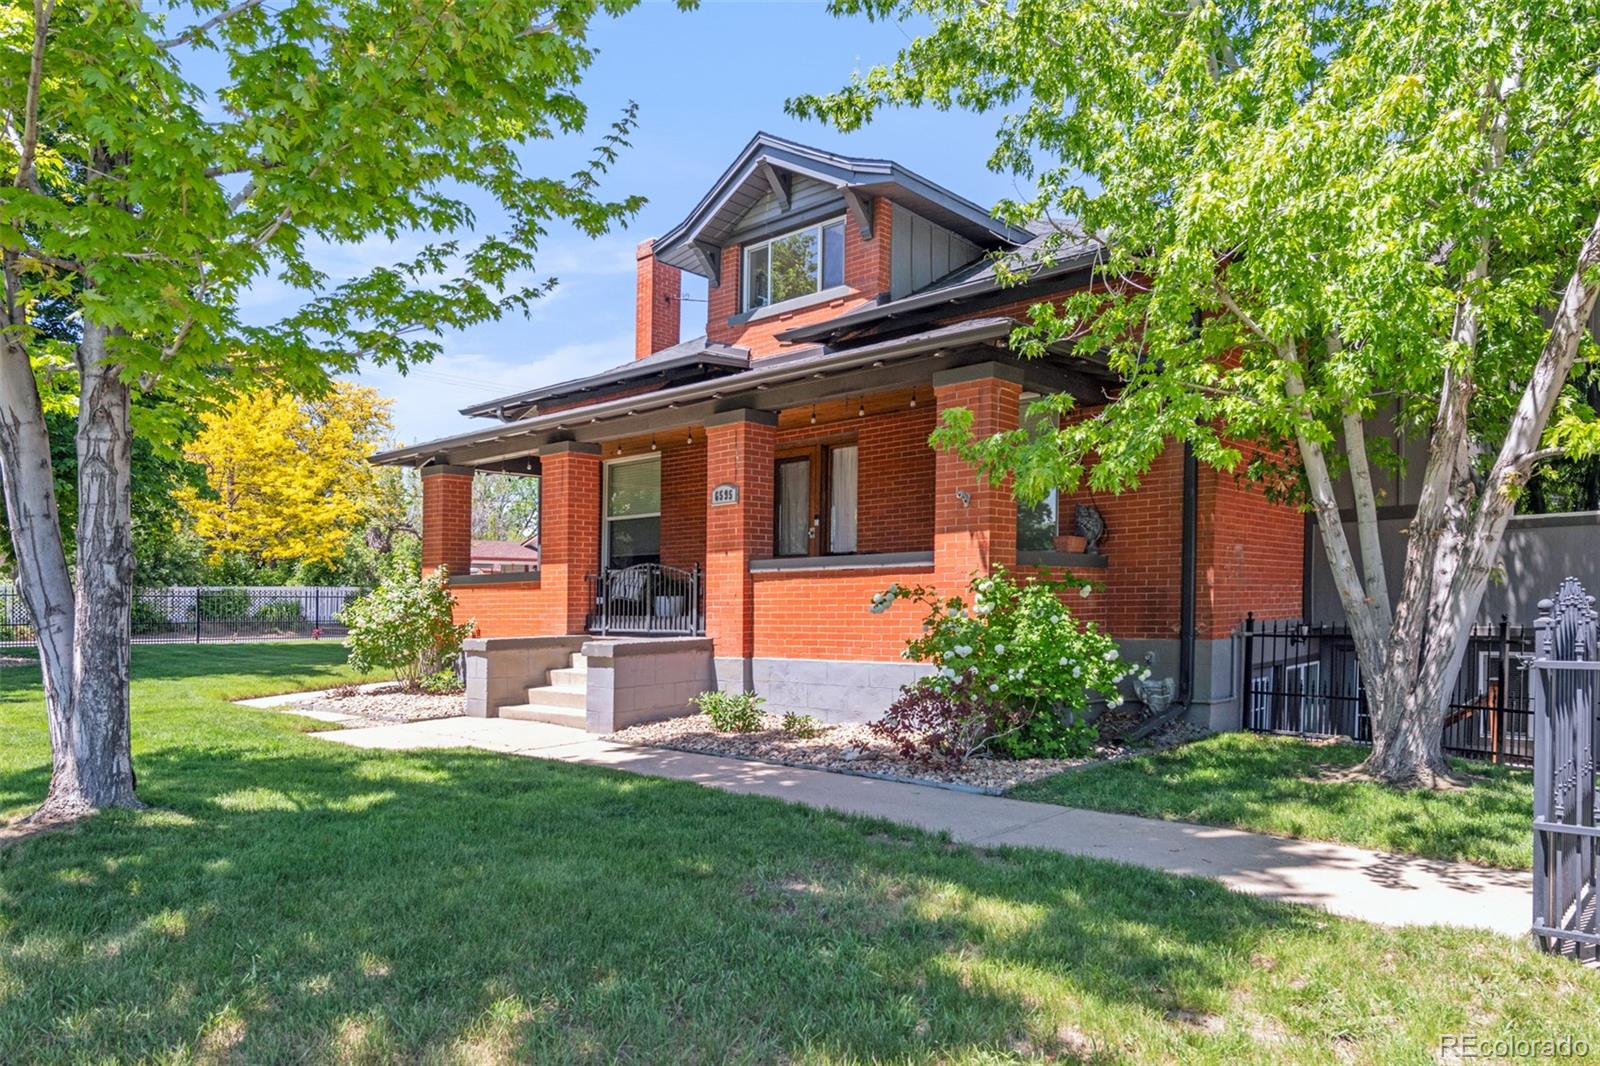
727,284 -> 855,326
1016,550 -> 1107,570
448,571 -> 542,587
750,551 -> 934,574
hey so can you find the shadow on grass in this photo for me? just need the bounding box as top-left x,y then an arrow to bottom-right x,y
1014,732 -> 1533,868
0,738 -> 1329,1063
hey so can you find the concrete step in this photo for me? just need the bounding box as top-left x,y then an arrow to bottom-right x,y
569,651 -> 588,671
521,684 -> 586,710
498,702 -> 587,728
547,666 -> 588,688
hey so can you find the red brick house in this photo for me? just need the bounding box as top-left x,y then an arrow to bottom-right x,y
374,134 -> 1304,731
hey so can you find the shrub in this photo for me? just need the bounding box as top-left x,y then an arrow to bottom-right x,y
868,567 -> 1134,763
196,587 -> 250,620
254,599 -> 305,626
693,690 -> 765,733
781,712 -> 823,739
341,566 -> 474,685
420,667 -> 464,695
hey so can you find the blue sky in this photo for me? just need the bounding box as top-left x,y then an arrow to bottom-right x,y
236,1 -> 1035,444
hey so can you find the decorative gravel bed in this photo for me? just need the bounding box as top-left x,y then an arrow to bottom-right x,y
300,685 -> 465,723
607,713 -> 1203,793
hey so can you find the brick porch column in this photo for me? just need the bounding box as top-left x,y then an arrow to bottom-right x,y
538,442 -> 602,634
932,364 -> 1023,593
703,410 -> 776,691
420,465 -> 474,577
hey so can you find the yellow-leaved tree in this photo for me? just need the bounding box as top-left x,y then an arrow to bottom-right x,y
179,384 -> 393,568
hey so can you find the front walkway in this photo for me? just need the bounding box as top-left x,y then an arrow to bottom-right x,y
311,715 -> 1532,938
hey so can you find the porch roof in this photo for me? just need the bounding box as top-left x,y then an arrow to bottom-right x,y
457,337 -> 750,423
371,317 -> 1114,471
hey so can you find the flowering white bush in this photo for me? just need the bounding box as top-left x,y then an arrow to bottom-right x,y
871,567 -> 1133,760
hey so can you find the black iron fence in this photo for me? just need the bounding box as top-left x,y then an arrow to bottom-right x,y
1531,577 -> 1599,960
0,585 -> 365,647
1241,614 -> 1535,766
586,563 -> 703,637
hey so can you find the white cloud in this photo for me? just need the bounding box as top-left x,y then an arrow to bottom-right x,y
348,332 -> 634,444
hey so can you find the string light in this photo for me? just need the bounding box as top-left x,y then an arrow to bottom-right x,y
909,392 -> 917,408
650,436 -> 657,452
809,405 -> 817,425
686,427 -> 693,445
857,399 -> 865,418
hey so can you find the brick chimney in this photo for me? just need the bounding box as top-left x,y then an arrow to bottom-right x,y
635,239 -> 681,359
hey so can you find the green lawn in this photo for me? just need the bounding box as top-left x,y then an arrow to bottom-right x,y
1012,732 -> 1534,869
0,645 -> 1589,1063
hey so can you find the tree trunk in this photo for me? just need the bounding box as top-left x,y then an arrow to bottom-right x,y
58,322 -> 140,814
1355,206 -> 1600,787
0,322 -> 140,820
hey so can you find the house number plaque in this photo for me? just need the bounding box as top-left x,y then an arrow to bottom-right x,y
710,483 -> 739,506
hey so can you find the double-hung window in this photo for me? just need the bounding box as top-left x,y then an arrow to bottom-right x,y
603,456 -> 660,568
774,442 -> 858,556
743,218 -> 846,311
1016,394 -> 1060,551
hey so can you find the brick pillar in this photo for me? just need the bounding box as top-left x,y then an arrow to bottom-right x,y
932,364 -> 1023,593
420,466 -> 474,577
538,442 -> 602,633
703,410 -> 776,690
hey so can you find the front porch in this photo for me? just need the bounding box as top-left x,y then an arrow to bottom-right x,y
409,327 -> 1118,725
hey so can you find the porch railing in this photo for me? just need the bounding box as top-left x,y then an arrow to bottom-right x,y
586,563 -> 703,637
1240,614 -> 1535,766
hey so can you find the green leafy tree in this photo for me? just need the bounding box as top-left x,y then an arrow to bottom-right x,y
0,0 -> 671,818
795,0 -> 1600,785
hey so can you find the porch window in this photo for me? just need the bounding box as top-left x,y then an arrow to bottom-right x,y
603,455 -> 660,568
742,218 -> 847,311
774,442 -> 857,556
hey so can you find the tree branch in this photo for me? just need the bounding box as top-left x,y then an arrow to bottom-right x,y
157,0 -> 268,49
15,0 -> 55,195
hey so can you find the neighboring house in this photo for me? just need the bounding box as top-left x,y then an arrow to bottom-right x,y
375,133 -> 1303,730
470,539 -> 539,575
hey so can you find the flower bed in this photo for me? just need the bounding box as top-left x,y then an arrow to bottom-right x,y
300,685 -> 464,723
609,712 -> 1205,793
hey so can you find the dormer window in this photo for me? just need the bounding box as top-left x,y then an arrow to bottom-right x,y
742,218 -> 846,311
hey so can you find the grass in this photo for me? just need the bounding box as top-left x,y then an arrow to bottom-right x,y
0,645 -> 1590,1062
1012,732 -> 1534,869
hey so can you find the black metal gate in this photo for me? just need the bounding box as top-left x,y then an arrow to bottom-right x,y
1532,577 -> 1600,959
586,563 -> 703,636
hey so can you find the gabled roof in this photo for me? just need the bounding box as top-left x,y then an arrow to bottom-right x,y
777,222 -> 1106,345
459,337 -> 750,423
653,133 -> 1034,278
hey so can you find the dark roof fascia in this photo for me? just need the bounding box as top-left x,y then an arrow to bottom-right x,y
654,133 -> 1033,275
371,318 -> 1021,468
777,249 -> 1103,345
458,347 -> 750,421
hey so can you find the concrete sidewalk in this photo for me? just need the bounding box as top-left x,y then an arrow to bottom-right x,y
310,715 -> 1532,938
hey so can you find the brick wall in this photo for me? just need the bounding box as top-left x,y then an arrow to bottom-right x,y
451,579 -> 565,639
706,199 -> 893,357
751,566 -> 933,661
660,441 -> 707,570
1196,452 -> 1304,637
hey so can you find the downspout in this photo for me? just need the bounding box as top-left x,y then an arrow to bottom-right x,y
1178,441 -> 1197,707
